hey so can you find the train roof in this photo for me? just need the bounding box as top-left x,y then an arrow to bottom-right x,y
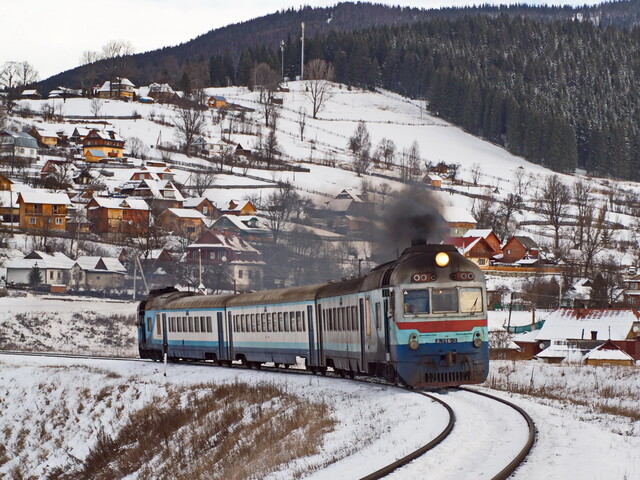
226,283 -> 326,307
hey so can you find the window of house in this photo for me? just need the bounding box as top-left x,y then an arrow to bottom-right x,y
209,252 -> 216,260
202,206 -> 208,215
506,249 -> 512,255
238,270 -> 243,279
49,271 -> 54,280
55,218 -> 63,225
29,217 -> 36,224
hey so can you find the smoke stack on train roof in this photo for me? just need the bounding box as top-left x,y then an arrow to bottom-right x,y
373,186 -> 448,261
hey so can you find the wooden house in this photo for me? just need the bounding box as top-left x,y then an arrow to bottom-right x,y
448,236 -> 498,268
0,130 -> 39,165
0,173 -> 18,222
441,205 -> 477,237
86,195 -> 149,235
97,78 -> 135,100
208,95 -> 228,108
82,129 -> 125,160
211,214 -> 271,243
21,89 -> 41,99
422,173 -> 442,188
183,197 -> 220,219
185,229 -> 264,291
623,275 -> 640,307
29,128 -> 59,147
223,199 -> 257,216
129,166 -> 175,182
147,83 -> 176,103
463,229 -> 502,253
5,251 -> 74,286
157,208 -> 207,240
17,191 -> 72,231
584,340 -> 635,367
118,179 -> 184,209
501,236 -> 540,264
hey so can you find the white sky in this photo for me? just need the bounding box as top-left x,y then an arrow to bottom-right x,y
2,0 -> 605,80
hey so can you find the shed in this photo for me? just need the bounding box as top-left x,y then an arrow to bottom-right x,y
584,340 -> 635,366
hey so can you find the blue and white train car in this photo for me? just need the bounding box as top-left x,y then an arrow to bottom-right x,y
138,242 -> 489,388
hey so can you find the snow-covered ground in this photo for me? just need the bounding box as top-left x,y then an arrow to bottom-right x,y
1,296 -> 639,479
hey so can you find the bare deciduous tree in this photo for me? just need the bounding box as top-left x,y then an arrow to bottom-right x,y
297,107 -> 307,141
573,179 -> 593,249
536,174 -> 571,250
581,204 -> 610,276
128,136 -> 149,160
90,98 -> 103,117
100,39 -> 135,97
16,61 -> 39,86
174,105 -> 207,155
0,62 -> 19,89
190,166 -> 217,196
304,59 -> 335,119
349,121 -> 371,176
374,138 -> 396,167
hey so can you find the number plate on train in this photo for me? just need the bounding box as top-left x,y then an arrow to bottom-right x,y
436,338 -> 458,343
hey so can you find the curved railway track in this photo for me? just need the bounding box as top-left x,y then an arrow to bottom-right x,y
0,351 -> 535,479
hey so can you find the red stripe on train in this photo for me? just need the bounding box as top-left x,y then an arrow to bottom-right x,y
396,319 -> 487,333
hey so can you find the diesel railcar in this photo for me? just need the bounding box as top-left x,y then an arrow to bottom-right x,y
138,242 -> 489,388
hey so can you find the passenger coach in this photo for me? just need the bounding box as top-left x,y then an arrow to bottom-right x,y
138,242 -> 489,388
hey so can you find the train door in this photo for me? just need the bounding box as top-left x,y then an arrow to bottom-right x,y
137,302 -> 147,345
217,312 -> 225,361
359,298 -> 366,370
161,313 -> 168,358
307,305 -> 317,366
316,304 -> 324,366
383,298 -> 391,361
227,311 -> 234,362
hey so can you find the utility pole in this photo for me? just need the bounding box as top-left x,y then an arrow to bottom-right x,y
280,40 -> 285,82
300,22 -> 305,80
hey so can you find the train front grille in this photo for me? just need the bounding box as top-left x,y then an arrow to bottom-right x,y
425,370 -> 471,384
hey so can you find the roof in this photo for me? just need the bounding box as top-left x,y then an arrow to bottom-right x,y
164,208 -> 206,220
6,251 -> 75,270
187,229 -> 260,254
536,308 -> 639,342
88,195 -> 149,211
86,149 -> 107,158
1,130 -> 38,149
506,235 -> 539,250
464,229 -> 497,240
441,205 -> 476,224
18,191 -> 72,206
584,342 -> 634,361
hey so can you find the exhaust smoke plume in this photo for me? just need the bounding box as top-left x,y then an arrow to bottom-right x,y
373,186 -> 448,260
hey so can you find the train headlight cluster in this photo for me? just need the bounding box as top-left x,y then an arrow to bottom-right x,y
473,332 -> 483,348
408,333 -> 419,350
435,252 -> 450,267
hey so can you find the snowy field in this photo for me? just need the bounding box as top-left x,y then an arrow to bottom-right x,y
0,295 -> 639,478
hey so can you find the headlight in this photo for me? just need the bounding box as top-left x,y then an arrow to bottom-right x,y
435,252 -> 450,267
473,337 -> 483,348
409,333 -> 419,350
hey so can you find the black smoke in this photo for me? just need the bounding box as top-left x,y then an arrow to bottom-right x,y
372,186 -> 448,261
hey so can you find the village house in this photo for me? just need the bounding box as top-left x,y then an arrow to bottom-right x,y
532,308 -> 640,362
191,137 -> 229,157
69,256 -> 127,291
185,229 -> 265,291
118,179 -> 185,209
97,78 -> 136,100
222,199 -> 257,216
82,129 -> 125,161
583,340 -> 635,367
211,214 -> 271,243
5,251 -> 74,286
28,128 -> 59,148
422,173 -> 442,188
147,83 -> 176,103
500,235 -> 540,264
70,127 -> 92,144
183,197 -> 220,219
623,274 -> 640,307
156,208 -> 207,239
17,191 -> 72,232
441,205 -> 477,237
0,130 -> 39,166
208,95 -> 228,108
448,236 -> 498,268
463,229 -> 502,252
0,173 -> 18,222
86,195 -> 149,235
20,89 -> 41,100
129,166 -> 175,182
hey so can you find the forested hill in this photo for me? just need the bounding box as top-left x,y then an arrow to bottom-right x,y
40,1 -> 640,180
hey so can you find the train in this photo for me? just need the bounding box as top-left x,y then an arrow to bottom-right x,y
137,241 -> 489,388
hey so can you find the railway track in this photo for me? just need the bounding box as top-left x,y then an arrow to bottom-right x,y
0,351 -> 535,479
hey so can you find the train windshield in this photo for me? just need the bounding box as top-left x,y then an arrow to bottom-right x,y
460,288 -> 484,314
432,288 -> 458,313
403,289 -> 430,314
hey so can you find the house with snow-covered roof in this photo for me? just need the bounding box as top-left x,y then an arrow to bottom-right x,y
584,340 -> 635,366
147,83 -> 176,103
97,78 -> 135,100
82,129 -> 125,160
441,205 -> 476,237
20,89 -> 41,99
129,166 -> 175,182
463,229 -> 502,253
212,214 -> 271,243
5,251 -> 75,286
28,128 -> 59,147
156,208 -> 207,239
448,236 -> 498,268
69,256 -> 127,291
185,229 -> 264,291
86,195 -> 149,235
222,199 -> 257,216
183,197 -> 220,219
17,191 -> 72,232
0,130 -> 38,166
534,308 -> 640,361
501,235 -> 539,264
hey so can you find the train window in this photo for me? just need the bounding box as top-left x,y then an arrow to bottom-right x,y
173,317 -> 177,332
301,311 -> 306,331
389,291 -> 395,317
200,317 -> 206,333
176,317 -> 181,333
146,317 -> 152,332
365,299 -> 372,337
432,288 -> 459,313
183,317 -> 188,332
261,313 -> 266,332
244,315 -> 249,332
283,312 -> 289,332
288,311 -> 294,331
156,314 -> 161,335
296,312 -> 302,331
206,317 -> 212,333
189,317 -> 194,332
250,314 -> 255,332
460,288 -> 484,314
278,312 -> 283,332
195,316 -> 200,333
375,303 -> 381,330
403,290 -> 430,314
351,306 -> 357,330
267,313 -> 273,332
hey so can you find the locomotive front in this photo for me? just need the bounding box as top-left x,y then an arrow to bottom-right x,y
389,244 -> 489,387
